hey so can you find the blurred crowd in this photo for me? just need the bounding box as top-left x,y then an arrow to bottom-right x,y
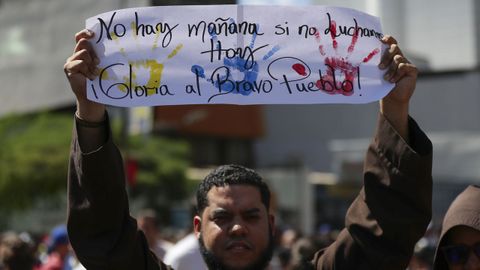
0,216 -> 441,270
0,225 -> 85,270
271,223 -> 439,270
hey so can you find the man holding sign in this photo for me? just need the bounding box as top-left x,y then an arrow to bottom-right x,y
64,10 -> 432,270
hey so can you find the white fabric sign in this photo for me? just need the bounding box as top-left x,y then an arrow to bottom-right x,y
86,5 -> 393,107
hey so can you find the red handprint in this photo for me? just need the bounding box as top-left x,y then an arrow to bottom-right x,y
293,18 -> 380,96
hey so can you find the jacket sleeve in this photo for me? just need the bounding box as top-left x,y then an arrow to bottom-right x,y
312,113 -> 433,270
67,116 -> 172,270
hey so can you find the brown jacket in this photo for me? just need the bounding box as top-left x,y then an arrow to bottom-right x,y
67,113 -> 432,270
432,185 -> 480,269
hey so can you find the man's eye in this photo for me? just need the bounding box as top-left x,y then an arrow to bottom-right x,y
246,214 -> 260,221
213,215 -> 229,222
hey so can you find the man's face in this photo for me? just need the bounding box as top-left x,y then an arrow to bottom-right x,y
194,185 -> 275,270
444,226 -> 480,270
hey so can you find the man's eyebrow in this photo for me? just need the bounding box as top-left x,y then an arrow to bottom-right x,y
211,208 -> 229,216
243,208 -> 261,214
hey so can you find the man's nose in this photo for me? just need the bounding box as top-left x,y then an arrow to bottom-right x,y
229,221 -> 248,236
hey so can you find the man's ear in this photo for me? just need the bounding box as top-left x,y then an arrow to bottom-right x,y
194,215 -> 202,238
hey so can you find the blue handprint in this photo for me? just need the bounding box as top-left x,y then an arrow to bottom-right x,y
191,19 -> 280,102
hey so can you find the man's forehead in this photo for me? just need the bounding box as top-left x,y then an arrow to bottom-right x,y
448,225 -> 480,245
206,184 -> 263,206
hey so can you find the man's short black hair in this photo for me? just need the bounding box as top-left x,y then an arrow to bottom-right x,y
196,164 -> 271,215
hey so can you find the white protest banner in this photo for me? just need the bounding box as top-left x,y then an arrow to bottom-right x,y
86,5 -> 393,107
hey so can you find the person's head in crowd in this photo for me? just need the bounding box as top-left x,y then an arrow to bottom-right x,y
409,237 -> 436,270
0,232 -> 36,270
277,247 -> 292,270
47,225 -> 70,258
194,164 -> 275,270
433,185 -> 480,270
289,237 -> 317,270
281,229 -> 301,249
137,208 -> 160,247
275,228 -> 302,270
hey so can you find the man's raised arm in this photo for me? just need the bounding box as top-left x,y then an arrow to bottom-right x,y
312,36 -> 433,270
378,35 -> 417,141
64,29 -> 106,151
64,29 -> 171,270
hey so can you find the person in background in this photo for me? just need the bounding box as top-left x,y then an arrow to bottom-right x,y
432,185 -> 480,270
163,232 -> 206,270
163,202 -> 206,270
0,231 -> 36,270
39,225 -> 71,270
289,237 -> 318,270
408,236 -> 436,270
137,209 -> 173,260
272,228 -> 302,270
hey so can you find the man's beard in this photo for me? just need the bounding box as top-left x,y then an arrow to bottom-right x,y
198,229 -> 274,270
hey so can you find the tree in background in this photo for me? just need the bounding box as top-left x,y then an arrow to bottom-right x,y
127,134 -> 191,226
0,112 -> 191,229
0,113 -> 72,211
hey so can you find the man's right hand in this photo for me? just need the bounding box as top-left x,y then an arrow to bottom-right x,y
64,29 -> 105,122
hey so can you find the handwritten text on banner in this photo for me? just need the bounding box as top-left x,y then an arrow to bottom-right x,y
86,5 -> 393,107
